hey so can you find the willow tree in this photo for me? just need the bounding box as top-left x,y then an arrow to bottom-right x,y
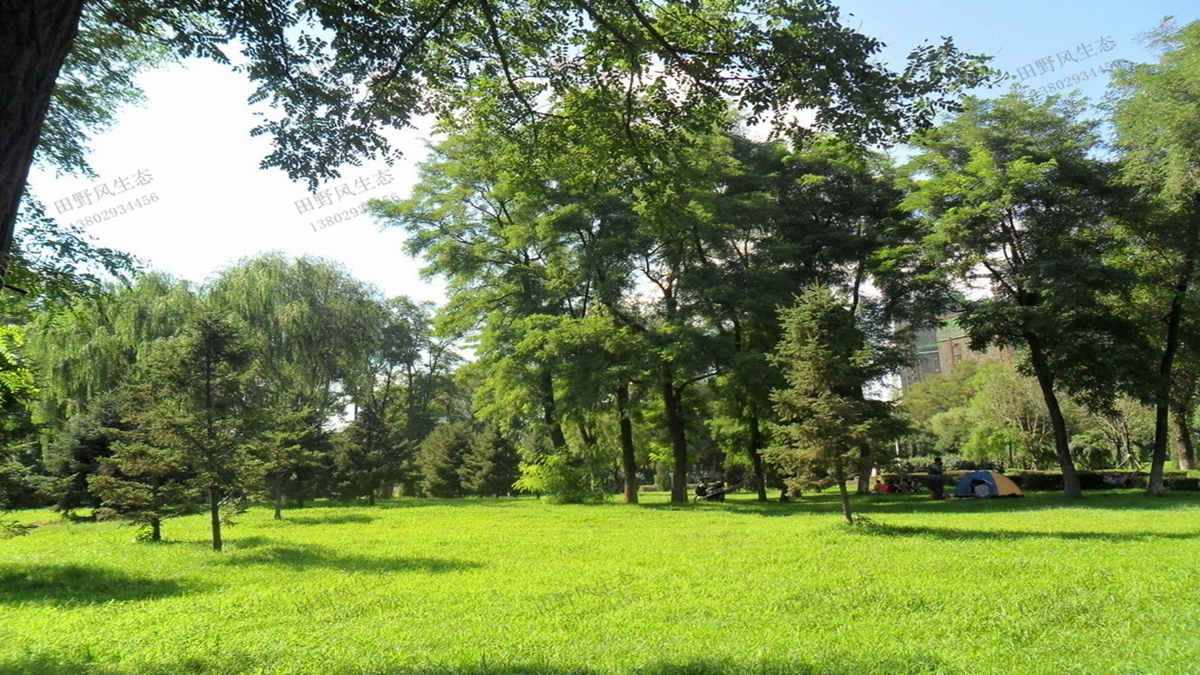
28,272 -> 197,431
206,255 -> 383,418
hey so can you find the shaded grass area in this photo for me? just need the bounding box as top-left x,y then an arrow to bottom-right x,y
3,491 -> 1200,675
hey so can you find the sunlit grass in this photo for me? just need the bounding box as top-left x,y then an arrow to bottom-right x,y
3,491 -> 1199,675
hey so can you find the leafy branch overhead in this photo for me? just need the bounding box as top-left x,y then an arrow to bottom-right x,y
234,0 -> 995,184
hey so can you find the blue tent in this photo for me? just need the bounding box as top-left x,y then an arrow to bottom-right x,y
954,470 -> 1023,498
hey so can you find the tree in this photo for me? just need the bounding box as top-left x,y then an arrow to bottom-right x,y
903,91 -> 1136,498
89,433 -> 197,542
28,272 -> 197,431
765,287 -> 903,524
959,361 -> 1058,469
206,255 -> 384,421
415,422 -> 473,499
702,134 -> 909,499
255,406 -> 328,519
208,255 -> 390,504
41,393 -> 132,515
1108,20 -> 1200,495
459,424 -> 520,498
118,304 -> 261,551
3,0 -> 991,289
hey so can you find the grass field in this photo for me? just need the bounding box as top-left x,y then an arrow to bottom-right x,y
3,491 -> 1200,675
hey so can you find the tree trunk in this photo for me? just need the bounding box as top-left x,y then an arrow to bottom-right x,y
835,466 -> 853,524
274,492 -> 283,520
1150,260 -> 1194,495
540,369 -> 568,450
1172,400 -> 1196,471
150,517 -> 161,542
209,486 -> 223,551
1026,334 -> 1082,498
0,0 -> 87,284
747,414 -> 768,502
616,383 -> 639,504
856,444 -> 873,495
661,364 -> 688,503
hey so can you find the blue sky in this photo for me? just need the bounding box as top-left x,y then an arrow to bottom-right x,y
26,2 -> 1200,303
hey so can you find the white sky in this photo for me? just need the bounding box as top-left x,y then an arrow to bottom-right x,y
26,59 -> 443,303
23,1 -> 1199,306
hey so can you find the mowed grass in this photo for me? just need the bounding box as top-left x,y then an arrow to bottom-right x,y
3,491 -> 1200,675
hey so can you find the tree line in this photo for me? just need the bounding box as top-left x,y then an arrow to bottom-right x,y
3,11 -> 1199,536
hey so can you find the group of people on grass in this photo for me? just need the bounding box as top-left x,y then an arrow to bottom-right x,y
873,456 -> 946,499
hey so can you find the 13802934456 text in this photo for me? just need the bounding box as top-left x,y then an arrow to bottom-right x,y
309,193 -> 399,232
72,193 -> 159,228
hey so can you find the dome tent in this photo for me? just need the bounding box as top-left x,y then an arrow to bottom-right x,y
955,470 -> 1023,498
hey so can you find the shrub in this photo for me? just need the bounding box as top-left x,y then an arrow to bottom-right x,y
1007,471 -> 1062,491
1165,476 -> 1200,491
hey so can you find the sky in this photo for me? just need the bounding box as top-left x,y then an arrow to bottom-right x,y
24,1 -> 1200,305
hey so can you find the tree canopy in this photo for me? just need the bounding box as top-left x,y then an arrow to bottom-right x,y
2,0 -> 991,289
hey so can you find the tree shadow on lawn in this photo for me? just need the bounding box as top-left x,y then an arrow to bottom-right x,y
0,563 -> 199,606
704,490 -> 1200,518
847,520 -> 1199,543
284,512 -> 376,525
0,655 -> 962,675
221,542 -> 482,574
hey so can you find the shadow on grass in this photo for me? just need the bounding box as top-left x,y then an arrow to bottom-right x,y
844,519 -> 1198,542
0,564 -> 195,606
285,512 -> 376,525
698,490 -> 1200,517
0,656 -> 961,675
222,543 -> 481,573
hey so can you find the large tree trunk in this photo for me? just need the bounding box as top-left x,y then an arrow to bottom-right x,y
1150,260 -> 1194,495
1026,334 -> 1082,498
1171,400 -> 1196,471
616,383 -> 639,504
661,364 -> 689,503
209,486 -> 223,552
540,369 -> 568,451
0,0 -> 87,284
747,414 -> 768,502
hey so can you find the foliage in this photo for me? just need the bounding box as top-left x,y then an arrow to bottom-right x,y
414,422 -> 473,499
513,451 -> 611,505
765,287 -> 905,522
41,393 -> 131,514
111,304 -> 263,550
88,436 -> 198,542
27,272 -> 197,430
902,91 -> 1137,497
458,424 -> 521,498
254,406 -> 329,518
1107,20 -> 1200,495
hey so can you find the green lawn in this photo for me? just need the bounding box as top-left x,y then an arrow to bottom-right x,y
3,491 -> 1199,675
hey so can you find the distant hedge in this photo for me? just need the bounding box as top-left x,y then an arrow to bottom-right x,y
881,470 -> 1200,492
1005,470 -> 1199,492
